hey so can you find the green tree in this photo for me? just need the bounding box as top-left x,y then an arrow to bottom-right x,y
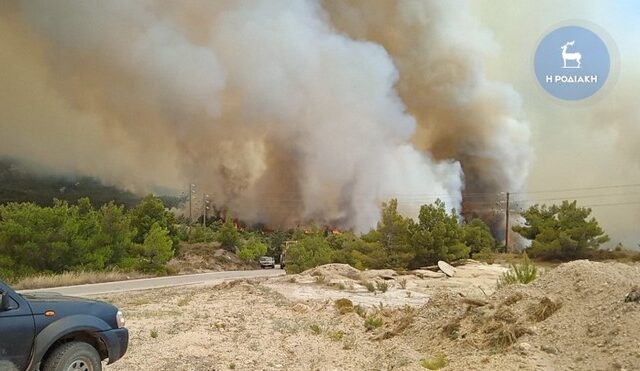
187,225 -> 216,243
238,238 -> 268,261
284,235 -> 332,274
335,236 -> 387,270
139,223 -> 174,272
462,218 -> 497,256
95,202 -> 135,266
0,199 -> 109,276
128,195 -> 179,250
513,201 -> 610,260
216,217 -> 240,251
410,199 -> 469,268
371,199 -> 414,268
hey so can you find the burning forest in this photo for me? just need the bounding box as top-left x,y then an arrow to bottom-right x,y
0,1 -> 530,234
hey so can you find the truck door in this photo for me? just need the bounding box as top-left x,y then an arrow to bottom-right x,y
0,282 -> 35,371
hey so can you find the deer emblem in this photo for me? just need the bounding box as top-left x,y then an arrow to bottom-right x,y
561,41 -> 582,69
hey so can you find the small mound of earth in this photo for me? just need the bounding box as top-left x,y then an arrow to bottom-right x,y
359,269 -> 397,280
167,244 -> 258,273
303,263 -> 361,279
398,260 -> 640,370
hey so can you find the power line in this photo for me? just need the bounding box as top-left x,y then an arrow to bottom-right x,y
510,182 -> 640,195
512,191 -> 640,204
581,200 -> 640,208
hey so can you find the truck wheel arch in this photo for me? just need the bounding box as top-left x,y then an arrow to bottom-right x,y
28,315 -> 111,371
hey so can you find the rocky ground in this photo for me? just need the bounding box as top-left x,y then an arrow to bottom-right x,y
102,260 -> 640,370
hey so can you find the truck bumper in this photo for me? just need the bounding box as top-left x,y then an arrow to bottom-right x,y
99,328 -> 129,364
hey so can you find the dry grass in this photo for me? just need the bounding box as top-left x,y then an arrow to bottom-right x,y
375,311 -> 416,340
442,318 -> 462,340
12,270 -> 147,290
528,297 -> 562,322
501,292 -> 525,306
484,321 -> 530,348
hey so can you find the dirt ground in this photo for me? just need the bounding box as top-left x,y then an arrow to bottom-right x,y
101,260 -> 640,370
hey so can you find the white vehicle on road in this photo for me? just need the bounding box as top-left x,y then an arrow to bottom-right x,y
259,256 -> 276,269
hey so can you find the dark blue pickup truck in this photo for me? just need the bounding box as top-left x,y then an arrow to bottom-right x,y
0,280 -> 128,371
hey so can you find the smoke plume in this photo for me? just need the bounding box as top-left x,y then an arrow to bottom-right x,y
324,0 -> 531,231
0,0 -> 530,231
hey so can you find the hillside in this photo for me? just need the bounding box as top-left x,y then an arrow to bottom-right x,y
0,159 -> 181,208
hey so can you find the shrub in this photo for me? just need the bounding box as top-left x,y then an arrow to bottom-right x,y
421,353 -> 448,370
150,328 -> 158,338
329,330 -> 345,341
473,247 -> 496,264
334,298 -> 354,314
399,278 -> 408,289
361,281 -> 376,292
354,304 -> 367,318
376,281 -> 389,293
497,254 -> 538,288
309,324 -> 322,335
364,316 -> 383,331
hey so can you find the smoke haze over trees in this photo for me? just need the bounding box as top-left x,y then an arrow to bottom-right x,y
0,1 -> 531,233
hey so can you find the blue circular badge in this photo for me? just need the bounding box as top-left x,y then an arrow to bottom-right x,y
534,25 -> 610,100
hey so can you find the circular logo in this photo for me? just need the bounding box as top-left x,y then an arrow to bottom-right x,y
534,25 -> 610,100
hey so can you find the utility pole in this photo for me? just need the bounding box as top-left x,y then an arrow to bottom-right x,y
189,183 -> 196,224
203,194 -> 209,227
505,192 -> 510,253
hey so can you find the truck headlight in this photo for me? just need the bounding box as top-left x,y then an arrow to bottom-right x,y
116,310 -> 125,328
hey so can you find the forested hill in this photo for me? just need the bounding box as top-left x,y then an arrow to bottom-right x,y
0,159 -> 181,209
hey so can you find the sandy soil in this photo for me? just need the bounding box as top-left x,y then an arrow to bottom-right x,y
101,261 -> 640,371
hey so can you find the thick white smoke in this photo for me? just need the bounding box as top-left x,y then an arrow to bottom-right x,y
324,0 -> 531,232
0,0 -> 532,231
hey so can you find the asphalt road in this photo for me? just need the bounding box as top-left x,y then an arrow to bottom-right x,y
18,268 -> 285,297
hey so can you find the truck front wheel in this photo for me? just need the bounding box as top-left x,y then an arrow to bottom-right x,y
43,341 -> 102,371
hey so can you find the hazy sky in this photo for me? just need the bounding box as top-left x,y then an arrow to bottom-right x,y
472,0 -> 640,246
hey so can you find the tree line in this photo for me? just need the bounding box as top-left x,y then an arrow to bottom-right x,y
0,195 -> 178,280
0,193 -> 622,281
283,199 -> 498,273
